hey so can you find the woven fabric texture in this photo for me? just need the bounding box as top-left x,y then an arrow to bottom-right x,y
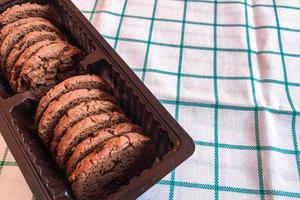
0,0 -> 300,199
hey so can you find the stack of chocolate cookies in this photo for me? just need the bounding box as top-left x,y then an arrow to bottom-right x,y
0,3 -> 157,199
35,74 -> 156,200
0,3 -> 85,94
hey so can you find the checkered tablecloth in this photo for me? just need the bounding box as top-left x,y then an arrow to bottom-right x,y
1,0 -> 300,199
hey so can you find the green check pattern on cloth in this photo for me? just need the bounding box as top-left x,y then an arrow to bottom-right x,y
0,0 -> 300,199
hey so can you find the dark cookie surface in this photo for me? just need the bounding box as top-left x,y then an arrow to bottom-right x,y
9,40 -> 61,91
69,133 -> 155,200
35,75 -> 112,125
16,41 -> 85,92
0,17 -> 46,46
6,31 -> 63,78
0,3 -> 50,26
0,19 -> 62,72
38,88 -> 117,146
66,122 -> 142,176
51,100 -> 123,154
0,17 -> 48,73
55,112 -> 128,170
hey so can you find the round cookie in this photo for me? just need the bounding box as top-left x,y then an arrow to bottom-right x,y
55,112 -> 129,170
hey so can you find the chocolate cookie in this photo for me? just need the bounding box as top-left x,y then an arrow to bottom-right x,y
55,112 -> 129,170
0,17 -> 49,73
0,18 -> 62,71
69,133 -> 155,200
66,123 -> 142,176
0,17 -> 46,46
0,3 -> 50,26
51,100 -> 123,154
38,89 -> 117,146
9,40 -> 61,91
6,31 -> 63,78
35,75 -> 112,125
16,41 -> 85,92
29,69 -> 78,98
